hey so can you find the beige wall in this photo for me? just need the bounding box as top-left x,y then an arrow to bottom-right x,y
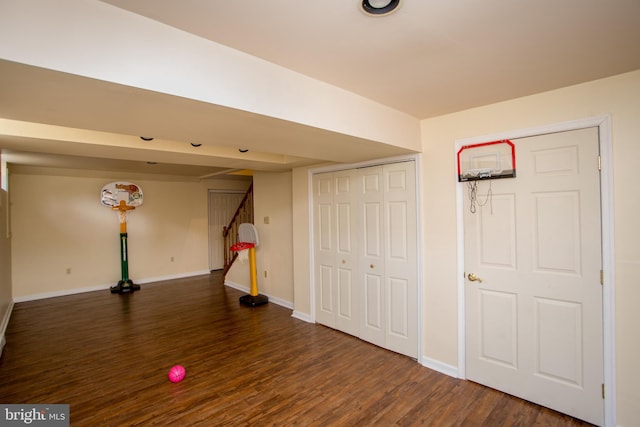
253,171 -> 294,304
292,167 -> 312,318
9,169 -> 249,299
420,70 -> 640,426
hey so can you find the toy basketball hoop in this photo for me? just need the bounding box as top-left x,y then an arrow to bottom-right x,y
230,241 -> 255,263
101,182 -> 143,294
233,223 -> 268,307
457,139 -> 516,182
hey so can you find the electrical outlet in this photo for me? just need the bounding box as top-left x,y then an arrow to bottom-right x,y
264,216 -> 270,224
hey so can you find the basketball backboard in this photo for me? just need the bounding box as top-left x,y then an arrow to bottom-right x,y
457,140 -> 516,182
101,182 -> 144,207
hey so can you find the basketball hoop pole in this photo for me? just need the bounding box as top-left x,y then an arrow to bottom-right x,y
110,200 -> 140,294
230,226 -> 268,307
248,246 -> 258,297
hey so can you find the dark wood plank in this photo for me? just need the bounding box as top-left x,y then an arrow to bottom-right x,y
0,272 -> 594,426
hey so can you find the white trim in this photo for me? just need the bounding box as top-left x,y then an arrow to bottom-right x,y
414,154 -> 424,366
12,270 -> 211,303
598,117 -> 617,427
0,301 -> 14,357
307,167 -> 316,323
308,154 -> 423,360
310,154 -> 418,175
223,280 -> 294,310
291,310 -> 313,323
421,356 -> 459,378
455,115 -> 616,427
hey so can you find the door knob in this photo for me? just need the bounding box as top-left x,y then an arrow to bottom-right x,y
467,273 -> 483,283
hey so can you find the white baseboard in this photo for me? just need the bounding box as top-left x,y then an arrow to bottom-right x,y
291,311 -> 313,323
136,270 -> 211,285
0,301 -> 14,357
13,270 -> 212,303
223,280 -> 293,310
421,355 -> 459,378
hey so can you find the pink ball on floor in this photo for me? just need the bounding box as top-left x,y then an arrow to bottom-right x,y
168,365 -> 186,383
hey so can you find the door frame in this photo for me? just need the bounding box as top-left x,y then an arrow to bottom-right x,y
308,154 -> 423,360
455,115 -> 616,426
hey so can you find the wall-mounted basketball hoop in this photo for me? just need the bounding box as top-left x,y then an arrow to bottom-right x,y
457,139 -> 516,182
101,182 -> 143,294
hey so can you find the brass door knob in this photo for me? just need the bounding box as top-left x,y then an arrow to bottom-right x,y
467,273 -> 483,283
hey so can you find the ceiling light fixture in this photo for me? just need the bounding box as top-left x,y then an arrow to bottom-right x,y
238,148 -> 249,153
190,143 -> 202,147
146,161 -> 157,165
140,136 -> 154,141
361,0 -> 400,15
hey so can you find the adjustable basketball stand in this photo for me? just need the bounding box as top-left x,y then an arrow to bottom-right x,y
110,200 -> 140,294
232,223 -> 268,307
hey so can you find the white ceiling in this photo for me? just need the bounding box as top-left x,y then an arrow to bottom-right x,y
1,0 -> 639,178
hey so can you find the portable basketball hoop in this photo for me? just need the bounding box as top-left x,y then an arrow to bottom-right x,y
101,182 -> 143,294
231,223 -> 268,307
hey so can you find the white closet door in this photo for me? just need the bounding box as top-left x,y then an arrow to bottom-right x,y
314,170 -> 359,335
313,161 -> 418,359
383,161 -> 418,358
333,169 -> 360,336
359,166 -> 386,348
314,173 -> 337,328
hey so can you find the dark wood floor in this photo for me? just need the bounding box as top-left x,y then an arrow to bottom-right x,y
0,272 -> 593,426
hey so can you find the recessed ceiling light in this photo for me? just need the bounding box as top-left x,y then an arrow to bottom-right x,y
361,0 -> 400,15
239,148 -> 249,153
140,136 -> 154,141
190,143 -> 202,147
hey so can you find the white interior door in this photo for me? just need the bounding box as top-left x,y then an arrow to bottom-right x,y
314,161 -> 417,359
208,191 -> 245,270
314,170 -> 359,335
333,169 -> 360,336
359,166 -> 386,348
382,162 -> 418,357
314,173 -> 335,328
464,128 -> 603,425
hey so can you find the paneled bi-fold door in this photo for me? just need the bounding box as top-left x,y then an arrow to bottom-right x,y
314,161 -> 418,358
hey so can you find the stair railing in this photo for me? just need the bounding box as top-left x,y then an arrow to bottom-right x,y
223,183 -> 254,276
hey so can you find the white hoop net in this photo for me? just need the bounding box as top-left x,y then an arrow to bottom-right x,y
237,248 -> 249,263
118,210 -> 128,224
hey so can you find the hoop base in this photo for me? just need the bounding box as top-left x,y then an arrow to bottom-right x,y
110,280 -> 141,294
239,293 -> 268,307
